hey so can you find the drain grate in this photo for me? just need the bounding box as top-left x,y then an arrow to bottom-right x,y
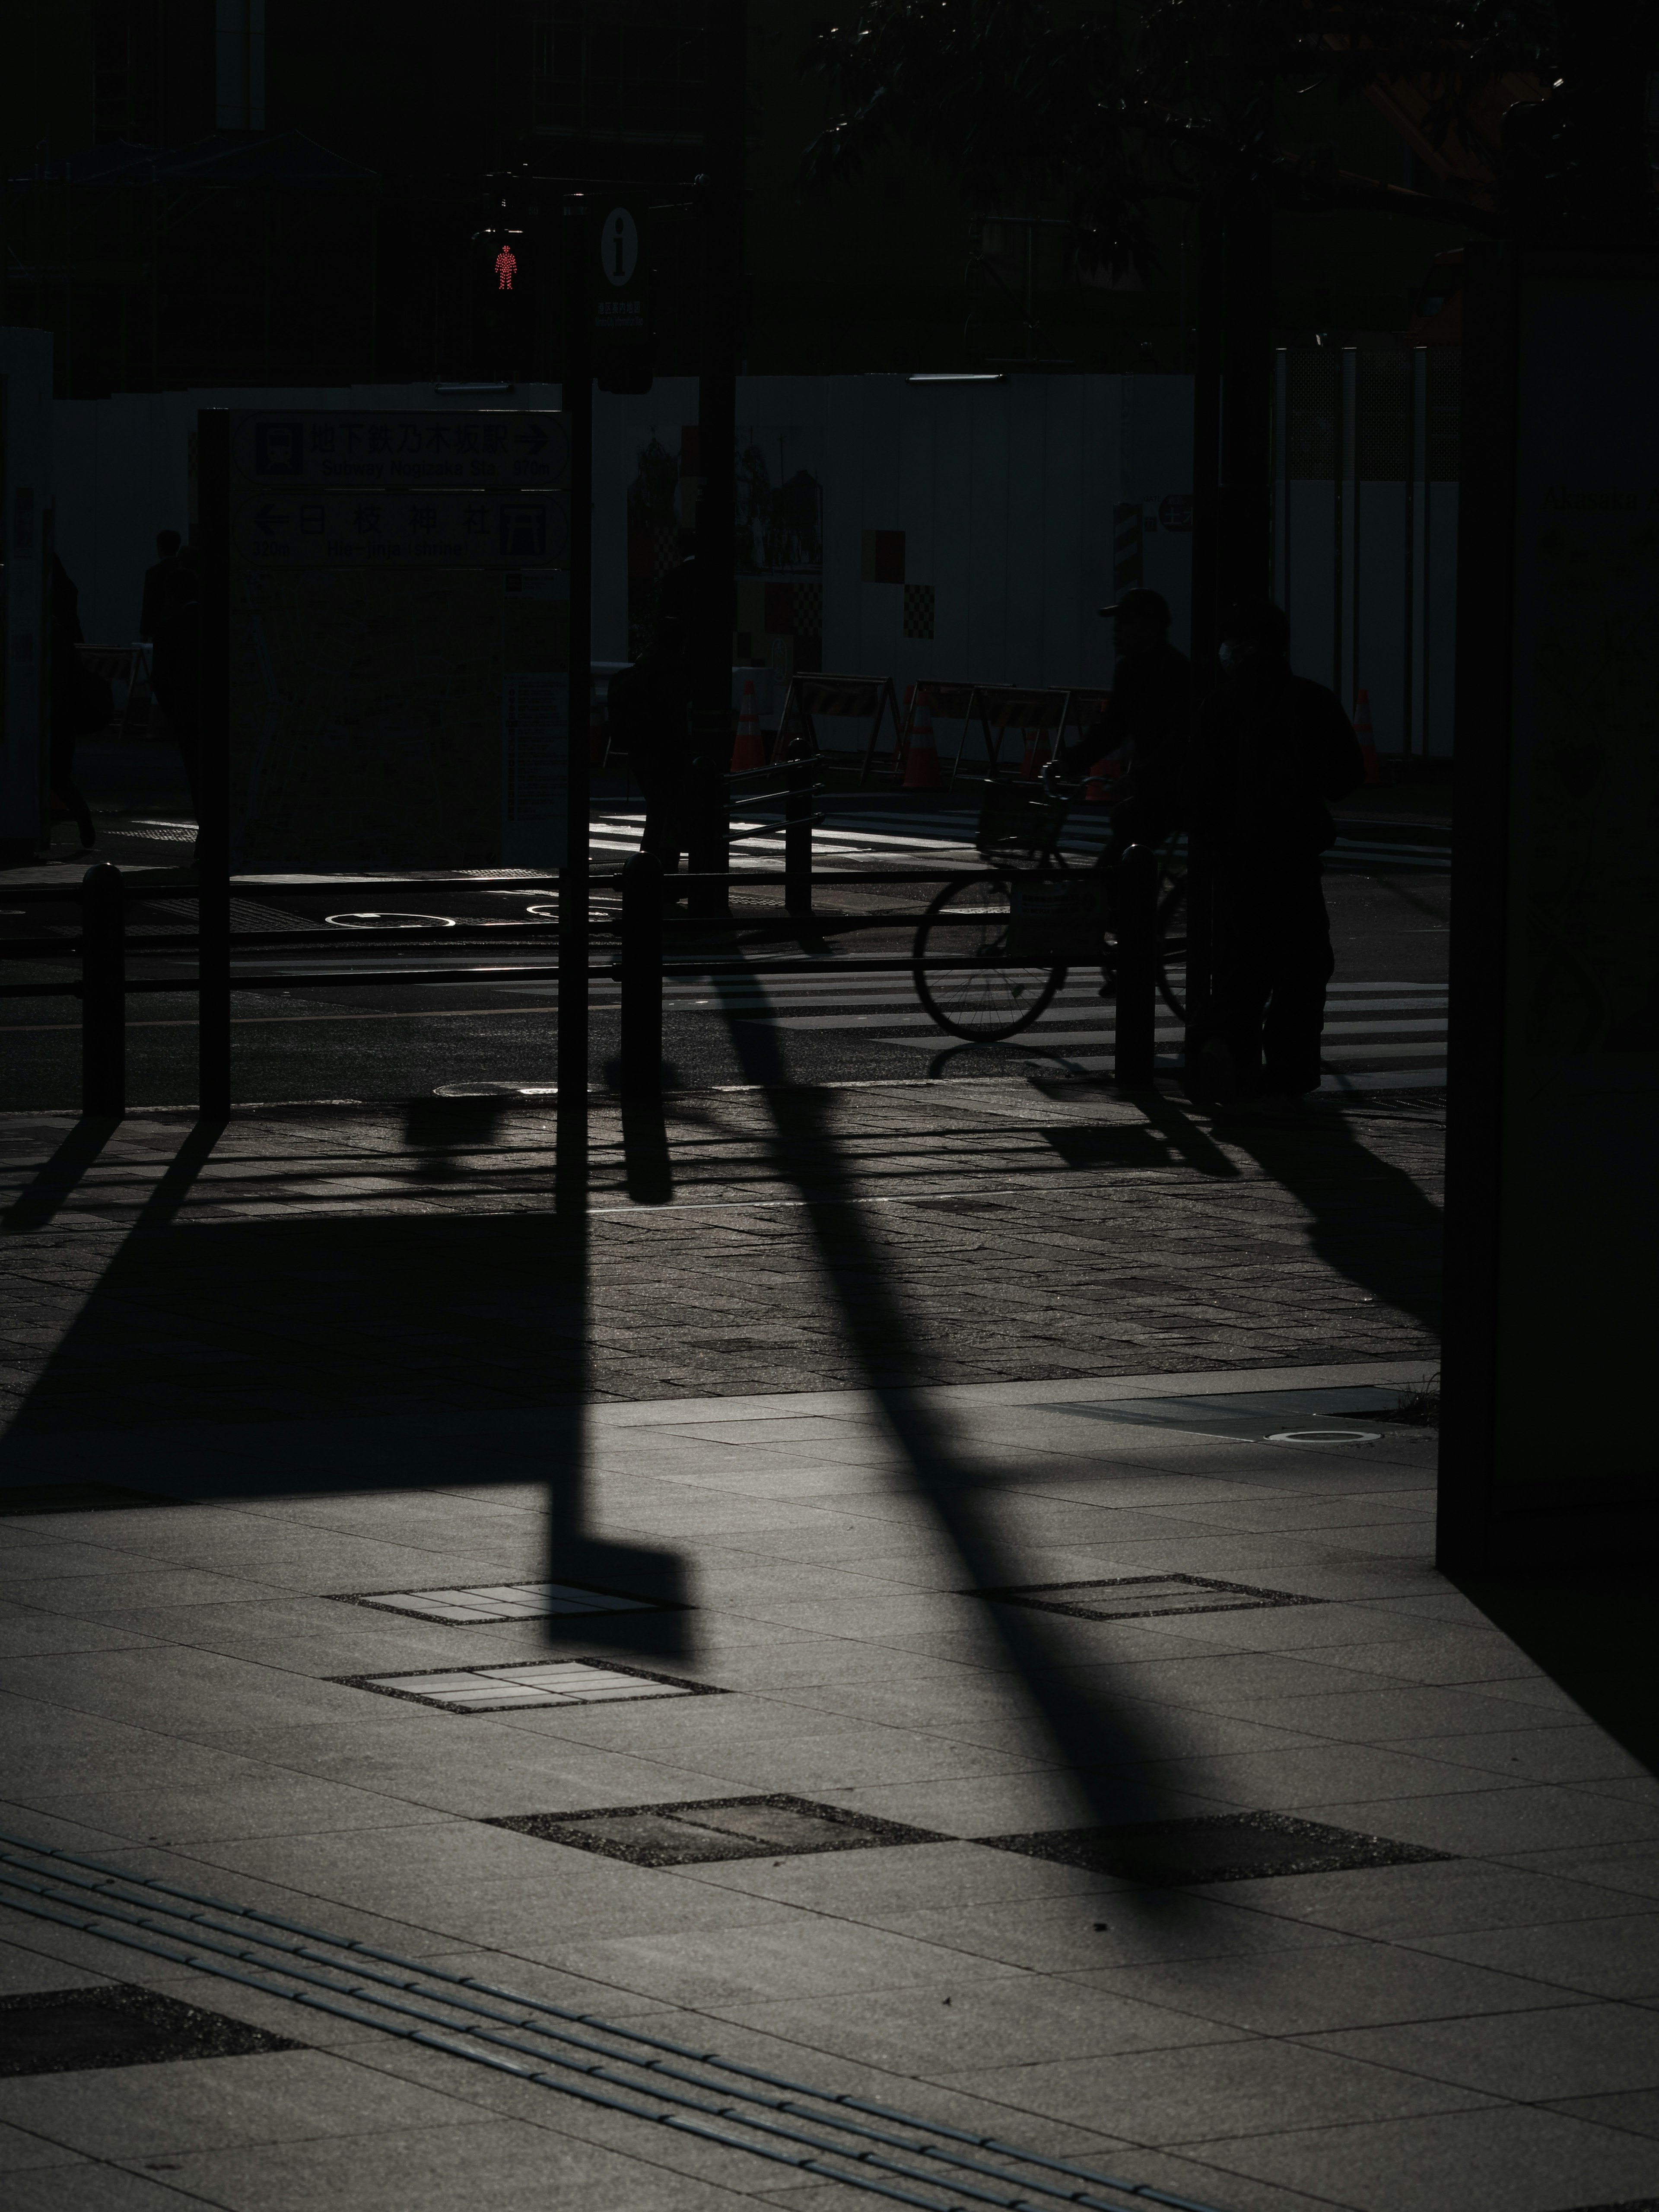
0,1484 -> 176,1515
334,1581 -> 670,1625
980,1811 -> 1452,1885
0,1985 -> 297,2076
489,1795 -> 949,1866
1036,1387 -> 1403,1442
974,1573 -> 1324,1622
341,1659 -> 718,1712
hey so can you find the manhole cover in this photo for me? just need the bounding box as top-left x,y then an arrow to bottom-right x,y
0,1986 -> 298,2076
431,1083 -> 557,1098
1267,1427 -> 1381,1444
334,1580 -> 671,1625
980,1811 -> 1452,1885
974,1573 -> 1323,1621
489,1795 -> 948,1866
326,911 -> 457,928
341,1659 -> 718,1712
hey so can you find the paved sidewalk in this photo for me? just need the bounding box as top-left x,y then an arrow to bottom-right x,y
0,1079 -> 1442,1454
4,1363 -> 1659,2212
4,1076 -> 1650,2212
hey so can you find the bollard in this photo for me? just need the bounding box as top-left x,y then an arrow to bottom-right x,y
619,851 -> 664,1100
81,860 -> 126,1118
1112,841 -> 1158,1089
784,755 -> 814,917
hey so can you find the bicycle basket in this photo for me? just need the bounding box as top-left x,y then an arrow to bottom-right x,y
976,780 -> 1068,856
1006,875 -> 1103,960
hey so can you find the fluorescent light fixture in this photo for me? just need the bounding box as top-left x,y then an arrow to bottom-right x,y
907,372 -> 1006,384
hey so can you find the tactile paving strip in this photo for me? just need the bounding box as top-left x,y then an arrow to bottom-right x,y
973,1573 -> 1324,1621
339,1659 -> 718,1713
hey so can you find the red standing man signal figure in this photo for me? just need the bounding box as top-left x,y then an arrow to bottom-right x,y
495,241 -> 518,292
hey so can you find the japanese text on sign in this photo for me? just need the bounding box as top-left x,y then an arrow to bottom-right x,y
231,412 -> 569,489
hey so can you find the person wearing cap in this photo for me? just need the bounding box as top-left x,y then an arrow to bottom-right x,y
1065,588 -> 1192,855
1186,599 -> 1365,1108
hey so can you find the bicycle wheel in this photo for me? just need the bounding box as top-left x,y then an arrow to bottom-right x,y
912,874 -> 1065,1041
1155,871 -> 1187,1020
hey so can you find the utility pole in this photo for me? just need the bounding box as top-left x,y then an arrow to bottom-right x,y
687,0 -> 746,918
1189,60 -> 1275,690
560,195 -> 593,1111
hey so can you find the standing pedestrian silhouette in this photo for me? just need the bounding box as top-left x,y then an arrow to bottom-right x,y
1188,600 -> 1364,1107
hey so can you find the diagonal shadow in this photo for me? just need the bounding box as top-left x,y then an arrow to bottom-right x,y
544,1084 -> 688,1655
2,1117 -> 122,1233
0,1109 -> 691,1657
1207,1102 -> 1444,1333
130,1117 -> 229,1233
713,982 -> 1185,1843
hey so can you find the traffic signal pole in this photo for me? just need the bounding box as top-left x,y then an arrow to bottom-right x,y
560,196 -> 593,1109
688,0 -> 747,919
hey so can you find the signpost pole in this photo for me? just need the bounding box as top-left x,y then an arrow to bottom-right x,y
689,0 -> 746,921
196,409 -> 232,1119
559,199 -> 593,1116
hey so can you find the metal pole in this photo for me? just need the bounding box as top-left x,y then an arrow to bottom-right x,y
784,755 -> 813,917
689,0 -> 746,919
619,852 -> 663,1100
1181,834 -> 1214,1076
1113,841 -> 1157,1089
196,409 -> 232,1118
80,860 -> 124,1118
559,196 -> 594,1109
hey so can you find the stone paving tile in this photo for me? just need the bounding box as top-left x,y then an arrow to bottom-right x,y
0,1087 -> 1441,1432
932,2035 -> 1492,2140
3,1086 -> 1650,2210
1182,2103 -> 1659,2212
0,2047 -> 484,2161
3,2165 -> 212,2210
1309,1999 -> 1659,2099
1074,1942 -> 1585,2036
127,2118 -> 762,2212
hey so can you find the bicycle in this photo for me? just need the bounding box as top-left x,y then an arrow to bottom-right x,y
910,766 -> 1189,1042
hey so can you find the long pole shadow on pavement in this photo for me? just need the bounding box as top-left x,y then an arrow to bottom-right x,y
714,989 -> 1187,1848
544,1087 -> 691,1658
1,1116 -> 123,1234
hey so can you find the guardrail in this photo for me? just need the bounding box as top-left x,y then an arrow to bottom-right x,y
1,820 -> 1165,1112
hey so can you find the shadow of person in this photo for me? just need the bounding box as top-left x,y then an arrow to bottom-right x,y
1197,1099 -> 1443,1333
400,1095 -> 514,1178
711,978 -> 1189,1852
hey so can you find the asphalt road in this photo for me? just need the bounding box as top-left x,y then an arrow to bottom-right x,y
1,804 -> 1450,1112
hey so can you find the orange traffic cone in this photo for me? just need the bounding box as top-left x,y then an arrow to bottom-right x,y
902,685 -> 943,790
1354,687 -> 1380,785
731,678 -> 766,772
1082,755 -> 1121,804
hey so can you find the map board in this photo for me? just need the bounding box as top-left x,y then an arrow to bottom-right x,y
224,410 -> 570,872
